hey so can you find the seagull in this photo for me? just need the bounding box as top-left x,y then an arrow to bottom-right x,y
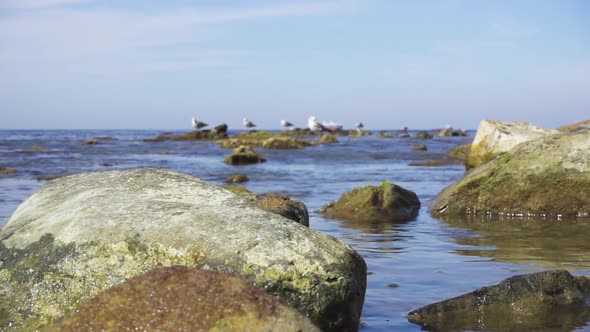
192,116 -> 208,130
280,120 -> 294,129
308,116 -> 326,132
243,118 -> 256,129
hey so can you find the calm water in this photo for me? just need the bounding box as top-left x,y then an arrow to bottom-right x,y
1,129 -> 590,331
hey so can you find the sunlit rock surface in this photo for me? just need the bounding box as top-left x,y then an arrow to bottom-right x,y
408,270 -> 590,331
0,168 -> 366,331
430,130 -> 590,219
47,266 -> 320,332
466,119 -> 557,169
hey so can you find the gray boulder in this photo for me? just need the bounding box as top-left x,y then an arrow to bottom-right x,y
430,130 -> 590,219
0,168 -> 366,331
408,270 -> 590,331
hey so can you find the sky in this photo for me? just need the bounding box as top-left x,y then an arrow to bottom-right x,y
0,0 -> 588,130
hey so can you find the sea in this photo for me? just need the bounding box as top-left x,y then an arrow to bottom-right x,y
1,129 -> 590,331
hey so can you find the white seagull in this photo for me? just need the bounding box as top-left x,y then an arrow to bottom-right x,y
308,116 -> 326,132
243,118 -> 256,129
192,116 -> 208,130
280,120 -> 294,129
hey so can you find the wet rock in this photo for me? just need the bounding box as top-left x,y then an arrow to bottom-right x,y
172,130 -> 228,141
319,133 -> 338,144
222,184 -> 252,195
408,270 -> 590,331
411,144 -> 427,151
82,139 -> 99,145
0,166 -> 16,175
466,119 -> 557,169
321,180 -> 420,222
255,193 -> 309,227
447,144 -> 470,161
437,128 -> 467,137
414,132 -> 433,139
223,173 -> 249,183
430,130 -> 590,219
557,119 -> 590,133
0,168 -> 365,331
224,145 -> 267,165
212,123 -> 228,134
261,136 -> 312,149
142,133 -> 172,142
47,266 -> 320,332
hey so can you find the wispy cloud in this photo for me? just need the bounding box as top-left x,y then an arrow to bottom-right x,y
0,1 -> 353,73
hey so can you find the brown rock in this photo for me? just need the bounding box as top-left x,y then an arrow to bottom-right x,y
224,146 -> 267,165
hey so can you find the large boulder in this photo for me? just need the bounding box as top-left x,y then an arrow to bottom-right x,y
430,130 -> 590,219
466,119 -> 557,169
47,266 -> 320,331
408,270 -> 590,331
0,168 -> 366,331
224,145 -> 267,165
321,181 -> 420,222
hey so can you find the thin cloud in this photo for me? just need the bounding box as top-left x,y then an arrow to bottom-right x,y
0,0 -> 92,9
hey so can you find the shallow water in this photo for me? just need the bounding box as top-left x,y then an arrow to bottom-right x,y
1,129 -> 590,331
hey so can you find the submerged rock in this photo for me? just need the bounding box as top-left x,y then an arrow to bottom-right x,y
411,144 -> 427,151
414,132 -> 433,139
430,130 -> 590,219
261,136 -> 312,149
223,173 -> 249,183
224,145 -> 267,165
48,266 -> 320,332
408,270 -> 590,331
321,181 -> 420,222
0,166 -> 17,175
0,168 -> 365,331
466,119 -> 557,169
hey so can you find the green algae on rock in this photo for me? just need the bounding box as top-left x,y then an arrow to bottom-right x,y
465,119 -> 557,169
447,143 -> 470,161
0,168 -> 366,332
408,270 -> 590,331
47,266 -> 320,332
223,173 -> 249,183
318,133 -> 338,144
224,145 -> 267,165
321,181 -> 420,222
430,130 -> 590,219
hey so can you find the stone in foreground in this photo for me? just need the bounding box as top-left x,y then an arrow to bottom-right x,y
321,181 -> 420,222
0,168 -> 366,331
408,270 -> 590,331
47,266 -> 320,332
430,130 -> 590,219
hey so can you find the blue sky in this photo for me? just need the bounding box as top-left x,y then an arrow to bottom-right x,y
0,0 -> 588,130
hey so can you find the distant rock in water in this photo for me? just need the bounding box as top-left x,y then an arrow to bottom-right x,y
408,270 -> 590,331
0,166 -> 17,175
224,145 -> 267,165
411,144 -> 427,151
318,133 -> 338,144
172,130 -> 228,141
430,130 -> 590,219
212,123 -> 228,134
223,173 -> 249,183
47,266 -> 320,332
466,119 -> 557,169
446,144 -> 470,161
414,132 -> 433,139
321,181 -> 420,222
0,168 -> 365,331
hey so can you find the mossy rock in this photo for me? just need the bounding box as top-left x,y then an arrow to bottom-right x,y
430,131 -> 590,219
0,168 -> 366,331
447,144 -> 470,160
377,131 -> 397,138
261,136 -> 312,149
321,181 -> 420,222
414,132 -> 433,139
0,167 -> 17,175
142,134 -> 172,142
319,134 -> 338,144
224,146 -> 267,165
223,173 -> 249,183
411,144 -> 427,151
172,130 -> 228,141
408,270 -> 590,331
47,266 -> 320,332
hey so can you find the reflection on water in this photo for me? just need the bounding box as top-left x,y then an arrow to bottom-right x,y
441,215 -> 590,271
